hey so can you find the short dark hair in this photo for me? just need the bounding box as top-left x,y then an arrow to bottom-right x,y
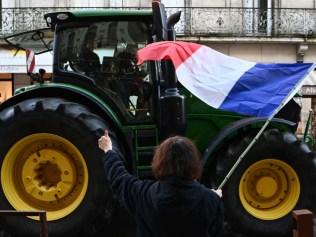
152,136 -> 202,180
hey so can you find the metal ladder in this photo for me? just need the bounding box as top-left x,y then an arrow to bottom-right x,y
133,125 -> 159,178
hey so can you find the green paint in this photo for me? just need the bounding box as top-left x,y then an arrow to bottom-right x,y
71,9 -> 152,18
14,82 -> 122,128
12,9 -> 295,177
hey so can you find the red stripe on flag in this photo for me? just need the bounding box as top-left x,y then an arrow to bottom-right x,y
26,49 -> 35,74
137,41 -> 201,69
29,59 -> 35,74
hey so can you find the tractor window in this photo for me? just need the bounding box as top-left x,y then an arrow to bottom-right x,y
5,28 -> 54,54
58,21 -> 152,121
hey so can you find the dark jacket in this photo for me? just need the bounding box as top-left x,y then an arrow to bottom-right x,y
102,150 -> 224,237
79,46 -> 100,75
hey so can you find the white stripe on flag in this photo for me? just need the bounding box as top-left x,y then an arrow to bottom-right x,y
176,45 -> 255,108
26,49 -> 35,74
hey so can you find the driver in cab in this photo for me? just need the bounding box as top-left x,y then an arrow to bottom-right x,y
79,29 -> 101,77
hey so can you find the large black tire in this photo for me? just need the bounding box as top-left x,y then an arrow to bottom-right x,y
215,129 -> 316,237
0,98 -> 120,237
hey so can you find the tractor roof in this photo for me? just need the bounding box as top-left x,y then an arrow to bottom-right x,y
44,9 -> 153,28
71,9 -> 152,17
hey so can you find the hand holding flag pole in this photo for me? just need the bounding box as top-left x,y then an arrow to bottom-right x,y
138,41 -> 316,188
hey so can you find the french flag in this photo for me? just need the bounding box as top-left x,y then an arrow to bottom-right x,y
138,41 -> 316,117
26,49 -> 35,74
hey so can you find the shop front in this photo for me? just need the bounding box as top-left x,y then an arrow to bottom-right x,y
0,73 -> 13,104
0,48 -> 52,102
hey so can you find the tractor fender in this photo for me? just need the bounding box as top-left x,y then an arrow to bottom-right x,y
1,86 -> 121,126
201,117 -> 296,168
0,85 -> 131,162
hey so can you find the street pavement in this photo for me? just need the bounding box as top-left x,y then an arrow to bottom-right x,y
0,217 -> 315,237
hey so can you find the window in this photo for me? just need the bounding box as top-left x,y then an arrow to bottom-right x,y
258,0 -> 268,33
58,21 -> 153,121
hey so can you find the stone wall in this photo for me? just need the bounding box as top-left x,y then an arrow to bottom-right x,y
4,0 -> 316,8
2,0 -> 152,8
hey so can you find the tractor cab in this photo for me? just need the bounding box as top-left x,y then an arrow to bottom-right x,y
55,19 -> 153,120
5,11 -> 155,122
5,6 -> 184,133
59,21 -> 152,120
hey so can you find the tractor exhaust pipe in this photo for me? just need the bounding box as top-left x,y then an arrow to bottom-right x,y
153,4 -> 186,138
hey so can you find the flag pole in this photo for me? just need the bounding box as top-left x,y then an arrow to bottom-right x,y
217,115 -> 272,189
217,64 -> 316,190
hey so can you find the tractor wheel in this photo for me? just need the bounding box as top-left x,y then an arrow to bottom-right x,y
0,98 -> 120,237
215,129 -> 316,237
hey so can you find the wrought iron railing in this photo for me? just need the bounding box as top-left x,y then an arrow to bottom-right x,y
182,8 -> 316,37
1,7 -> 316,38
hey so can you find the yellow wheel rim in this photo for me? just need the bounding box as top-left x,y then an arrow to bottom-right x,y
1,133 -> 88,221
239,159 -> 300,220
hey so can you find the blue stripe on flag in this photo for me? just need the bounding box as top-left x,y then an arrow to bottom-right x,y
220,63 -> 314,117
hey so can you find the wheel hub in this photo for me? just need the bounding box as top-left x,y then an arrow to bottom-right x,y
1,133 -> 89,221
34,161 -> 62,189
256,176 -> 277,198
22,148 -> 76,202
239,159 -> 300,220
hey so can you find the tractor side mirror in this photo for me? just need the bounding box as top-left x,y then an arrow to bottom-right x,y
39,68 -> 46,76
28,68 -> 46,84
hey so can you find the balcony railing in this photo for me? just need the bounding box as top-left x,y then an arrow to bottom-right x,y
0,7 -> 316,38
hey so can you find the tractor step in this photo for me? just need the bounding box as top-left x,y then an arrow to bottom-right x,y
132,126 -> 158,178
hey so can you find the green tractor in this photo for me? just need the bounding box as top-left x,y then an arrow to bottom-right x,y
0,2 -> 315,237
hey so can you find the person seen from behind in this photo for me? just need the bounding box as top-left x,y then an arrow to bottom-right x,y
98,130 -> 224,237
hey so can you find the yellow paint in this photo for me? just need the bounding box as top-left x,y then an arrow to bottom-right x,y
9,49 -> 26,56
256,176 -> 277,198
1,133 -> 88,221
239,159 -> 300,220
